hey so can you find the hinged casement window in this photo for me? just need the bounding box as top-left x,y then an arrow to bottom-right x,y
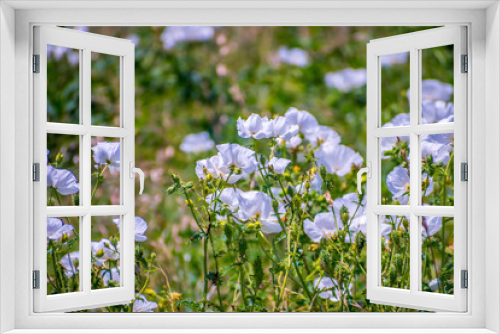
366,26 -> 467,312
33,26 -> 137,312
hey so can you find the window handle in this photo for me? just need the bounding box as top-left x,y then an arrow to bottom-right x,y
129,162 -> 144,194
357,162 -> 371,195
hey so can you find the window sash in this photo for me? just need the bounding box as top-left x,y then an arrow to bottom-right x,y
366,26 -> 468,312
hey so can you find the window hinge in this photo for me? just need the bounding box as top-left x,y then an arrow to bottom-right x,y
461,270 -> 468,289
33,54 -> 40,73
33,270 -> 40,289
461,162 -> 468,181
461,54 -> 468,73
33,163 -> 40,182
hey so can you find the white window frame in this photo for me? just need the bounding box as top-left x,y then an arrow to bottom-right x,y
33,26 -> 136,312
366,26 -> 467,312
0,2 -> 499,333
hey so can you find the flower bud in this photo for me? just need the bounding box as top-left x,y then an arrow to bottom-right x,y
172,174 -> 180,184
167,186 -> 176,195
320,165 -> 327,179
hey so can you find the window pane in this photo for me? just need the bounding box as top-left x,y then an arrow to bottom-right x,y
421,216 -> 454,295
380,52 -> 410,127
420,45 -> 454,124
380,215 -> 410,290
91,137 -> 121,205
47,134 -> 80,206
91,52 -> 121,127
381,137 -> 410,205
47,45 -> 80,124
91,215 -> 121,290
421,133 -> 454,206
47,216 -> 80,295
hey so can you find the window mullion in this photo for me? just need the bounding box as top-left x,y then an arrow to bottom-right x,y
409,47 -> 420,295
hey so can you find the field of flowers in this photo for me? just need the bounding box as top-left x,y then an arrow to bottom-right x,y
45,26 -> 455,312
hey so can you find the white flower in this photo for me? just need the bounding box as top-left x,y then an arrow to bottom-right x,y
91,238 -> 119,267
386,165 -> 433,204
306,126 -> 341,147
284,107 -> 319,136
383,113 -> 410,128
180,132 -> 215,153
304,212 -> 342,243
313,276 -> 351,302
236,191 -> 283,234
47,218 -> 74,243
113,217 -> 148,242
133,294 -> 158,312
92,142 -> 120,174
407,79 -> 453,102
276,135 -> 302,150
47,165 -> 80,195
205,188 -> 243,219
325,68 -> 367,92
215,144 -> 258,183
161,26 -> 214,49
60,251 -> 79,278
267,157 -> 291,175
277,46 -> 309,67
271,116 -> 299,140
422,216 -> 442,238
421,138 -> 453,165
101,267 -> 120,287
237,114 -> 274,139
315,143 -> 363,176
380,52 -> 408,67
332,193 -> 366,240
429,278 -> 441,291
422,101 -> 454,124
195,155 -> 224,180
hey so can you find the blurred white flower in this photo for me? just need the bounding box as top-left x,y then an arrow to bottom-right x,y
161,26 -> 214,49
60,251 -> 79,278
407,79 -> 453,102
47,45 -> 79,65
313,276 -> 352,302
236,191 -> 283,234
386,165 -> 433,204
91,238 -> 119,267
271,116 -> 299,140
276,135 -> 302,150
47,218 -> 74,243
421,136 -> 453,165
277,46 -> 309,67
267,157 -> 291,175
126,34 -> 140,45
206,187 -> 243,213
429,278 -> 441,291
422,101 -> 454,124
113,217 -> 148,242
304,212 -> 342,243
383,113 -> 410,128
325,68 -> 367,92
47,165 -> 80,195
180,132 -> 215,153
315,143 -> 363,176
92,142 -> 120,174
306,126 -> 341,147
422,216 -> 442,238
101,267 -> 120,287
284,107 -> 319,136
380,52 -> 408,67
133,294 -> 158,312
237,114 -> 274,139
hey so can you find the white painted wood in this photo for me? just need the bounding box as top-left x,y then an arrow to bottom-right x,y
366,26 -> 467,312
9,6 -> 489,333
33,26 -> 135,313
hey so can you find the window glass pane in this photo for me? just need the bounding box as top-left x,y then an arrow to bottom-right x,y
91,52 -> 121,127
420,45 -> 454,124
91,137 -> 121,205
47,216 -> 80,295
381,137 -> 410,205
421,133 -> 454,206
380,215 -> 410,290
47,134 -> 80,206
380,52 -> 410,127
91,215 -> 121,290
47,45 -> 80,124
421,216 -> 454,295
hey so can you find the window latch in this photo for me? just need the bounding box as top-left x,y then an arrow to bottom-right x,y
129,162 -> 145,194
357,162 -> 372,194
